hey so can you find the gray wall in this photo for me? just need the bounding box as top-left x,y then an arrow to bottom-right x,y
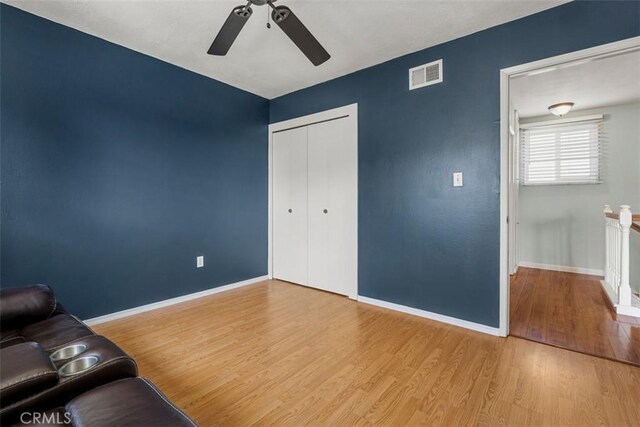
518,103 -> 640,283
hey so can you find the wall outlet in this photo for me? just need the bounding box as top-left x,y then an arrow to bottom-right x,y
453,172 -> 463,187
196,256 -> 204,268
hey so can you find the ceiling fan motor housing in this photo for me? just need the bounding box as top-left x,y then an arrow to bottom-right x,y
234,5 -> 252,18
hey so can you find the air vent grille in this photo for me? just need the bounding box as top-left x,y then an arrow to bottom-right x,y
409,59 -> 443,90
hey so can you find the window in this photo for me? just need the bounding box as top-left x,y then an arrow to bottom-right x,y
520,117 -> 603,185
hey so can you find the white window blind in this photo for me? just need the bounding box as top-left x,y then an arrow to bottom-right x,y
520,118 -> 603,185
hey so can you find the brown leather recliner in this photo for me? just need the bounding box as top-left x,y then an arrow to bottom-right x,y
0,285 -> 197,426
13,377 -> 196,426
0,285 -> 95,350
0,337 -> 138,423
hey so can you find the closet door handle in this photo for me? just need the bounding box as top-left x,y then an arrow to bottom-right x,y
288,209 -> 292,213
323,209 -> 328,214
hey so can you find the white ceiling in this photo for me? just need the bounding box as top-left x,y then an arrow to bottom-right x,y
3,0 -> 569,99
511,49 -> 640,118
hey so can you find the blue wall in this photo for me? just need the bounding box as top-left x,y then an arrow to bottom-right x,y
1,4 -> 269,319
2,1 -> 639,326
270,1 -> 640,327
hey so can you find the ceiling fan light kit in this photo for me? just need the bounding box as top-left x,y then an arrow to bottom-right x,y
208,0 -> 330,66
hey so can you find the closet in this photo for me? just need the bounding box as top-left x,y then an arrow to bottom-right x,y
272,111 -> 357,298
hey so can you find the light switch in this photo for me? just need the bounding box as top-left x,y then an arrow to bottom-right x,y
196,256 -> 204,268
453,172 -> 463,187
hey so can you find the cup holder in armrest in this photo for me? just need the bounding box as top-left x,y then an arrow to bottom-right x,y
58,356 -> 99,377
50,344 -> 87,362
0,336 -> 138,424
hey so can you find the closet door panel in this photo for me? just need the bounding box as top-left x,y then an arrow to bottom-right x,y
307,118 -> 357,296
307,123 -> 330,292
272,127 -> 308,285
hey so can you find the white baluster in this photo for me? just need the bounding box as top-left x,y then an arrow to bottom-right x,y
618,205 -> 632,307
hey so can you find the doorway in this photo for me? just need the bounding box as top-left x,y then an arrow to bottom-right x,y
500,37 -> 640,364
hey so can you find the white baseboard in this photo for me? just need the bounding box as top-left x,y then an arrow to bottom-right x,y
600,280 -> 640,318
84,275 -> 270,326
518,261 -> 603,277
599,279 -> 616,307
616,304 -> 640,317
357,296 -> 502,337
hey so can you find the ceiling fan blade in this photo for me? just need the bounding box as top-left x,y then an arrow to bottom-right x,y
271,6 -> 330,66
208,5 -> 253,56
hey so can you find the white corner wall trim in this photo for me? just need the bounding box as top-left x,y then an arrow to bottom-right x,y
357,296 -> 502,337
84,275 -> 270,326
518,261 -> 604,277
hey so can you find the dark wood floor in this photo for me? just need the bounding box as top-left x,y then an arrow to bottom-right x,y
510,267 -> 640,366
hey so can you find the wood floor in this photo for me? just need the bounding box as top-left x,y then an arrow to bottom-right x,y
510,267 -> 640,367
95,280 -> 640,426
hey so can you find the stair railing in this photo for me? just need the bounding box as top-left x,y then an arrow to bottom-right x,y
603,205 -> 639,317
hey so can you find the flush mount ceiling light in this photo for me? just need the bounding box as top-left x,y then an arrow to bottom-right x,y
548,102 -> 575,117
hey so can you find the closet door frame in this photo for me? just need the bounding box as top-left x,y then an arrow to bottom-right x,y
268,103 -> 358,299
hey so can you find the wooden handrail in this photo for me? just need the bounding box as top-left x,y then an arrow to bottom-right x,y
633,222 -> 640,234
604,212 -> 640,221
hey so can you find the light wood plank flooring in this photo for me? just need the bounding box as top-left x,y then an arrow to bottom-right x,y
95,280 -> 640,426
510,267 -> 640,366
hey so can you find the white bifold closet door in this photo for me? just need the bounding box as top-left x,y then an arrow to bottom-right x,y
272,116 -> 357,297
307,118 -> 357,296
272,126 -> 308,285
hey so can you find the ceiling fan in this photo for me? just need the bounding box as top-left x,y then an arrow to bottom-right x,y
207,0 -> 330,66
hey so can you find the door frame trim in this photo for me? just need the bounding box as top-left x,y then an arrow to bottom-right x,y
268,103 -> 359,298
498,36 -> 640,337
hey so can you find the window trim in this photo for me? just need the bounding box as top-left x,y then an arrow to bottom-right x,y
520,114 -> 603,130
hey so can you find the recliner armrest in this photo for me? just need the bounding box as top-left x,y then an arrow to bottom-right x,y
0,285 -> 57,331
0,342 -> 59,407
